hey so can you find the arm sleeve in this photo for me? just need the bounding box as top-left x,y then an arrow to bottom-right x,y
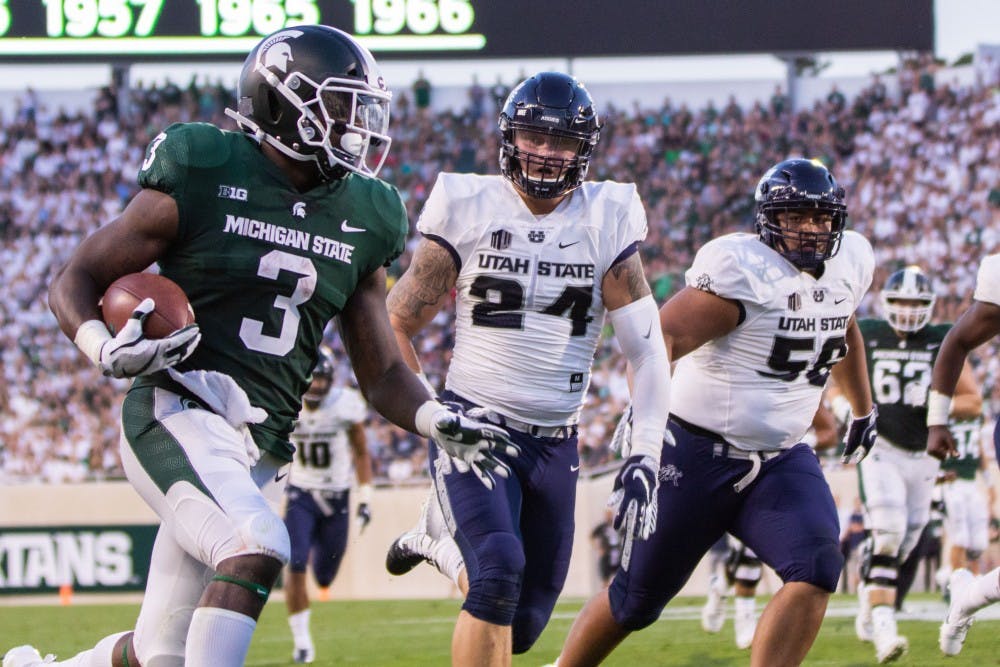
608,295 -> 670,461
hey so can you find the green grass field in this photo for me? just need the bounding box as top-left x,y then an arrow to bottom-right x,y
1,594 -> 997,665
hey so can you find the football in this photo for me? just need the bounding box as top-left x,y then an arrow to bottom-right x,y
101,272 -> 195,339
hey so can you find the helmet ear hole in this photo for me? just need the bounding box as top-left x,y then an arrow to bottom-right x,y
263,88 -> 283,124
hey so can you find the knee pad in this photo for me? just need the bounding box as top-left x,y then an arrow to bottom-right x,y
726,545 -> 762,586
867,508 -> 906,557
167,481 -> 290,567
608,577 -> 665,631
463,532 -> 525,626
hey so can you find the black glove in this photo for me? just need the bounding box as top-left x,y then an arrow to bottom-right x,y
356,503 -> 372,533
610,454 -> 659,570
842,405 -> 878,464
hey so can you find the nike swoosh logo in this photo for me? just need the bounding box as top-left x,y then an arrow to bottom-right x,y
275,469 -> 289,483
834,297 -> 848,304
558,241 -> 580,249
570,464 -> 581,472
642,323 -> 652,339
341,220 -> 365,233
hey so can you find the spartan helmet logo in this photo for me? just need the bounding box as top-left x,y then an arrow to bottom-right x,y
255,29 -> 303,73
292,202 -> 306,218
263,42 -> 294,72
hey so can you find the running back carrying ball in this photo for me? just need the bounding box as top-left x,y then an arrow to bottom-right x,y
102,272 -> 195,339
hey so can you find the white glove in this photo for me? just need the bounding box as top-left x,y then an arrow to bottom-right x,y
86,298 -> 200,378
168,368 -> 267,465
415,401 -> 519,490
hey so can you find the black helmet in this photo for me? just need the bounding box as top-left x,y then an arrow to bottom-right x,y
227,25 -> 391,181
754,158 -> 848,270
498,72 -> 600,199
882,266 -> 935,333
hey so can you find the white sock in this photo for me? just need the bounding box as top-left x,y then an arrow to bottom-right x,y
431,535 -> 465,586
734,596 -> 755,617
871,604 -> 897,636
55,631 -> 130,667
960,567 -> 1000,618
288,609 -> 313,647
185,607 -> 256,667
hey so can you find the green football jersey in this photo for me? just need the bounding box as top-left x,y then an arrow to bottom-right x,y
942,416 -> 984,480
132,122 -> 407,460
859,318 -> 950,452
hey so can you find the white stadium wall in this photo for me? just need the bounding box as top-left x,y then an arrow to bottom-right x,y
0,469 -> 864,600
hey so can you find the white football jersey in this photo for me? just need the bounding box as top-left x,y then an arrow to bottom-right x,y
417,173 -> 648,425
973,253 -> 1000,306
671,231 -> 874,451
288,387 -> 368,491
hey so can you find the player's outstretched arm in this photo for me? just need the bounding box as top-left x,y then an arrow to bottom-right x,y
339,267 -> 435,431
349,421 -> 375,532
340,268 -> 517,489
928,300 -> 1000,459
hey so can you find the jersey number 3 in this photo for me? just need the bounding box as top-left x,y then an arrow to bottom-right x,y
240,250 -> 317,356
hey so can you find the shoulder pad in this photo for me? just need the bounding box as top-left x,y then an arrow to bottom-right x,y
138,123 -> 233,193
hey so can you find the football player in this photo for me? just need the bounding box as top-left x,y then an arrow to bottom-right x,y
840,266 -> 981,663
927,252 -> 1000,656
939,416 -> 993,577
554,158 -> 877,667
383,71 -> 671,665
283,349 -> 373,664
9,26 -> 511,667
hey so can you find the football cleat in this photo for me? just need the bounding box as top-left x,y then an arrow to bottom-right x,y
2,646 -> 54,667
386,498 -> 435,576
870,601 -> 908,663
292,646 -> 315,664
700,575 -> 727,633
939,568 -> 976,656
874,634 -> 908,664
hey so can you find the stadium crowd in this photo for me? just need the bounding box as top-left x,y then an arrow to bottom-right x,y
0,54 -> 997,485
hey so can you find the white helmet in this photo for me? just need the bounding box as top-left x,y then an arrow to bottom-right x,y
881,266 -> 935,333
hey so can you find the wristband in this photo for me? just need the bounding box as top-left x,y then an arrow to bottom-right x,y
357,483 -> 374,505
414,400 -> 444,438
926,389 -> 952,427
74,319 -> 112,367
